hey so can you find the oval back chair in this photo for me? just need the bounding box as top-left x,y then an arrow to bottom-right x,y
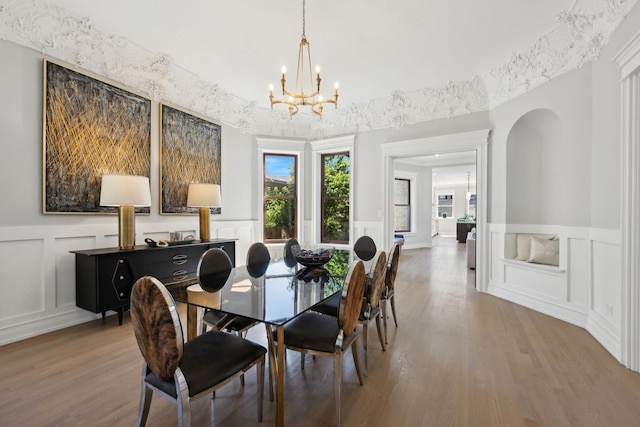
382,243 -> 401,344
130,276 -> 267,426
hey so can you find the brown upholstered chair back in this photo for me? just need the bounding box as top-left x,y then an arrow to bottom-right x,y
386,244 -> 401,291
130,276 -> 183,381
338,260 -> 366,334
367,250 -> 387,309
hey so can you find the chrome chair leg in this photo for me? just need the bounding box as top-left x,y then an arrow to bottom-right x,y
375,313 -> 386,352
362,321 -> 369,376
333,353 -> 342,427
351,338 -> 364,386
390,294 -> 398,327
381,299 -> 389,344
135,382 -> 153,427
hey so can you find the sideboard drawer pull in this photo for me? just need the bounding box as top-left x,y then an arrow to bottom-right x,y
173,270 -> 188,276
172,254 -> 187,260
173,259 -> 187,265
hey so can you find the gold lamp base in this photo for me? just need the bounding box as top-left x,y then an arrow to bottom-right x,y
199,206 -> 211,242
118,205 -> 136,250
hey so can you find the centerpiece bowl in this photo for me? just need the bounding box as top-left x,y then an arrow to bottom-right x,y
292,245 -> 335,267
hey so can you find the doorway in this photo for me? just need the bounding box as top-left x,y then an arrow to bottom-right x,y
381,129 -> 490,292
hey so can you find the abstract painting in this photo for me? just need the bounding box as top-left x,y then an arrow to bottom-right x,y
43,60 -> 151,213
160,103 -> 221,214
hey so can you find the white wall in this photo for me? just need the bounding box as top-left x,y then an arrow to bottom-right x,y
1,1 -> 640,371
0,39 -> 259,344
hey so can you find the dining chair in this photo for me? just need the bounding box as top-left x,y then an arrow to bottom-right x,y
274,259 -> 367,427
202,243 -> 269,336
201,243 -> 268,389
354,235 -> 377,272
312,250 -> 387,376
283,237 -> 300,268
130,276 -> 266,427
358,250 -> 387,375
354,235 -> 377,261
381,243 -> 401,344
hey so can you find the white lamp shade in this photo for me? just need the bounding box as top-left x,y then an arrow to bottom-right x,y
187,183 -> 221,207
100,174 -> 151,207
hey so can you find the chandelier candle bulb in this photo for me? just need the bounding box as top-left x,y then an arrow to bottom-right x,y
268,0 -> 339,118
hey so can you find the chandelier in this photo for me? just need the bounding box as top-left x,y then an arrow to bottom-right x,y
269,0 -> 339,118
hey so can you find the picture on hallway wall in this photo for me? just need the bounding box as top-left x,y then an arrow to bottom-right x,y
43,60 -> 151,214
160,103 -> 222,214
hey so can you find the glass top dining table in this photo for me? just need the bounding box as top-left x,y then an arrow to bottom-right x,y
166,249 -> 351,427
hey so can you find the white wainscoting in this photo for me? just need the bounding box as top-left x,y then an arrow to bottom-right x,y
0,220 -> 257,346
486,223 -> 622,362
353,221 -> 384,251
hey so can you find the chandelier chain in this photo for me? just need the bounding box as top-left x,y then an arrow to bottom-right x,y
302,0 -> 306,38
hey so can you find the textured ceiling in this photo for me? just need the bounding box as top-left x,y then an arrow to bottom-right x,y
0,0 -> 637,137
34,0 -> 571,108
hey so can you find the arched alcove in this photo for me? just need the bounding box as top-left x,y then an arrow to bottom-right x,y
506,109 -> 562,224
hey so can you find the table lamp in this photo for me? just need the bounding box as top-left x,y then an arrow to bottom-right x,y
187,183 -> 221,242
100,174 -> 152,250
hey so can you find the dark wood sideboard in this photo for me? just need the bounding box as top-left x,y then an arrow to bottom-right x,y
71,239 -> 236,325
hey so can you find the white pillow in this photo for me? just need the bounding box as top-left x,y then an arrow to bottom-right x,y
515,234 -> 555,261
528,236 -> 559,266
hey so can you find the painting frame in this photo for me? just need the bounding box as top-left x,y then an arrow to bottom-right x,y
42,59 -> 151,214
159,103 -> 222,215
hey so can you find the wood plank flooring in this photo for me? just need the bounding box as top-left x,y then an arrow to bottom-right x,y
1,237 -> 640,426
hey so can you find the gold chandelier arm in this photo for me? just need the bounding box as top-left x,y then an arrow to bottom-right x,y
282,87 -> 319,99
268,0 -> 339,119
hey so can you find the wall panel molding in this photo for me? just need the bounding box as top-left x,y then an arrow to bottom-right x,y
0,220 -> 256,345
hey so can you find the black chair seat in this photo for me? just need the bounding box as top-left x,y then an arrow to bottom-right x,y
146,330 -> 266,398
278,311 -> 357,353
311,292 -> 340,316
130,275 -> 266,425
203,310 -> 257,333
362,306 -> 381,322
313,294 -> 380,322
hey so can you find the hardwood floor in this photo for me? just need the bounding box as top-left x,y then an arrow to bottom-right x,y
2,236 -> 640,426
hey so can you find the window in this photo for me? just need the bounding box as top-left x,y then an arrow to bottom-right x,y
437,194 -> 453,218
321,152 -> 350,243
264,153 -> 297,242
468,193 -> 477,218
394,178 -> 410,232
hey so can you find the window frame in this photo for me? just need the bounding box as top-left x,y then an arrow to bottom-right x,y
310,135 -> 355,247
436,193 -> 454,218
394,178 -> 411,232
320,151 -> 350,244
256,137 -> 305,246
263,152 -> 298,243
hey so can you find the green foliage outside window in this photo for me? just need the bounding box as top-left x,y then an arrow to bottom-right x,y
264,154 -> 296,241
322,153 -> 350,243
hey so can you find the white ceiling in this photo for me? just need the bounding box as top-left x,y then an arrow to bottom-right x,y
396,151 -> 477,187
37,0 -> 573,110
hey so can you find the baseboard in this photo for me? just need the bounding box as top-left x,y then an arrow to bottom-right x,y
586,309 -> 622,363
487,281 -> 588,328
0,308 -> 97,346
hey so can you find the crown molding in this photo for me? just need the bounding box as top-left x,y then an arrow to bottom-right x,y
0,0 -> 637,138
